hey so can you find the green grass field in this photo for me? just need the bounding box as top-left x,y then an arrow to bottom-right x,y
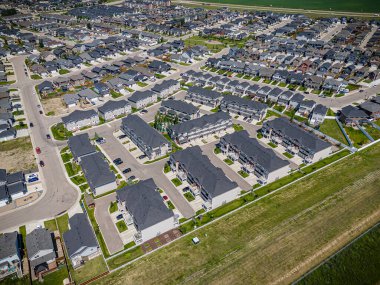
319,119 -> 348,145
72,256 -> 108,284
96,143 -> 380,285
186,0 -> 380,13
297,225 -> 380,285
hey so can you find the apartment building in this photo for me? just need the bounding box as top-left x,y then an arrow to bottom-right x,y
185,86 -> 222,108
169,146 -> 240,210
219,131 -> 290,183
261,117 -> 332,163
121,115 -> 171,159
98,99 -> 131,121
220,95 -> 268,121
128,90 -> 157,109
168,111 -> 232,144
159,99 -> 200,122
62,110 -> 99,132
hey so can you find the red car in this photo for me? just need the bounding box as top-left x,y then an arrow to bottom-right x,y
36,147 -> 41,154
163,195 -> 168,201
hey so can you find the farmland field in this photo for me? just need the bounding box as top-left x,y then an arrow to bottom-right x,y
182,0 -> 380,13
95,143 -> 380,285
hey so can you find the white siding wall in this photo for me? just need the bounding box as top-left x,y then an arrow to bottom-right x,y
94,181 -> 117,196
266,164 -> 291,183
311,146 -> 332,163
211,186 -> 240,209
140,217 -> 175,242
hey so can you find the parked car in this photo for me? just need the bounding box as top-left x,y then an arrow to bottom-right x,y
122,168 -> 131,174
46,134 -> 51,139
113,158 -> 123,165
182,186 -> 190,192
96,137 -> 106,144
128,175 -> 136,181
118,134 -> 127,139
35,147 -> 41,154
28,176 -> 39,183
39,160 -> 45,167
39,110 -> 43,114
140,109 -> 148,114
29,122 -> 34,127
116,214 -> 123,220
162,195 -> 168,201
138,154 -> 146,160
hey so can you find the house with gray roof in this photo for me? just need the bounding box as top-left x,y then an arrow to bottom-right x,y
116,179 -> 177,244
62,110 -> 99,132
169,146 -> 240,210
62,93 -> 80,108
0,231 -> 21,279
358,101 -> 380,119
98,99 -> 131,121
26,228 -> 56,277
339,105 -> 369,126
151,79 -> 180,98
128,90 -> 157,109
219,131 -> 290,183
309,104 -> 327,126
220,95 -> 268,121
68,133 -> 96,162
121,115 -> 171,160
261,117 -> 332,163
63,213 -> 100,268
77,88 -> 101,105
186,86 -> 223,108
297,100 -> 316,116
159,99 -> 200,122
168,111 -> 232,144
80,152 -> 116,196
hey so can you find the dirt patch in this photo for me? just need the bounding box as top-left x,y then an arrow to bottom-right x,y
0,136 -> 36,172
41,97 -> 69,116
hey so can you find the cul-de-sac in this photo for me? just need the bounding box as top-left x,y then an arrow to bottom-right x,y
0,0 -> 379,284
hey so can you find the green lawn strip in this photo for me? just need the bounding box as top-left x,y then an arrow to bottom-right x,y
214,147 -> 221,154
268,142 -> 277,148
167,201 -> 175,210
184,192 -> 195,202
61,152 -> 73,163
97,143 -> 380,284
107,246 -> 145,270
344,126 -> 369,148
283,152 -> 294,159
71,175 -> 86,185
116,220 -> 128,233
238,170 -> 249,178
31,74 -> 42,80
65,162 -> 81,177
59,69 -> 70,75
223,158 -> 234,165
319,119 -> 348,145
72,256 -> 108,284
110,90 -> 123,98
171,178 -> 182,187
56,214 -> 69,235
233,124 -> 244,132
44,219 -> 58,231
365,125 -> 380,140
51,123 -> 73,141
109,201 -> 118,213
155,73 -> 166,79
83,199 -> 110,257
297,224 -> 380,285
124,241 -> 136,250
137,82 -> 148,87
79,184 -> 89,192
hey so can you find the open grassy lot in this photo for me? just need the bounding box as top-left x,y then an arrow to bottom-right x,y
344,126 -> 369,148
297,224 -> 380,285
72,256 -> 108,284
44,219 -> 58,232
33,266 -> 69,285
96,143 -> 380,285
187,0 -> 380,13
184,36 -> 225,53
56,214 -> 69,235
319,119 -> 348,145
0,136 -> 36,172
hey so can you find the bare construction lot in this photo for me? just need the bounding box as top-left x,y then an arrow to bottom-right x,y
0,136 -> 36,172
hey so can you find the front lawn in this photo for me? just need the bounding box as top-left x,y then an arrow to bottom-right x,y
31,74 -> 42,80
116,220 -> 128,233
268,142 -> 277,148
72,256 -> 107,284
111,90 -> 123,98
51,123 -> 73,141
155,73 -> 166,79
283,152 -> 294,159
214,147 -> 221,154
171,178 -> 182,187
167,201 -> 176,210
109,201 -> 118,213
233,124 -> 244,132
224,158 -> 234,165
65,162 -> 81,177
184,192 -> 195,202
44,219 -> 57,232
59,69 -> 70,75
238,170 -> 249,178
56,214 -> 69,235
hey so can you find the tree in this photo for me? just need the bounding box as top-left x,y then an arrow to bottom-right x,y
87,23 -> 92,30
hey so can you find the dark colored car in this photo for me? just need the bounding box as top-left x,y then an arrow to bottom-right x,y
116,214 -> 123,220
30,122 -> 34,127
122,168 -> 131,174
46,134 -> 51,139
39,160 -> 45,167
182,186 -> 190,192
39,110 -> 43,114
138,154 -> 146,159
128,175 -> 136,181
113,158 -> 123,165
118,134 -> 127,139
96,137 -> 106,144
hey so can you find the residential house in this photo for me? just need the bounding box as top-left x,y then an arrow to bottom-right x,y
0,231 -> 21,279
185,86 -> 222,108
26,228 -> 56,277
297,100 -> 316,117
358,101 -> 380,119
121,115 -> 171,160
219,131 -> 290,183
261,117 -> 332,163
116,179 -> 177,244
62,110 -> 99,132
168,111 -> 232,144
288,93 -> 304,109
68,133 -> 96,162
80,152 -> 116,196
78,88 -> 101,105
93,82 -> 110,97
220,95 -> 268,121
128,90 -> 157,109
338,105 -> 369,126
151,79 -> 180,98
37,81 -> 54,96
98,100 -> 131,121
159,100 -> 200,122
169,146 -> 240,210
63,213 -> 100,268
62,93 -> 80,108
309,104 -> 327,126
148,60 -> 171,74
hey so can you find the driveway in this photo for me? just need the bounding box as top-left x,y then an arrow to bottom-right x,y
94,193 -> 124,254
